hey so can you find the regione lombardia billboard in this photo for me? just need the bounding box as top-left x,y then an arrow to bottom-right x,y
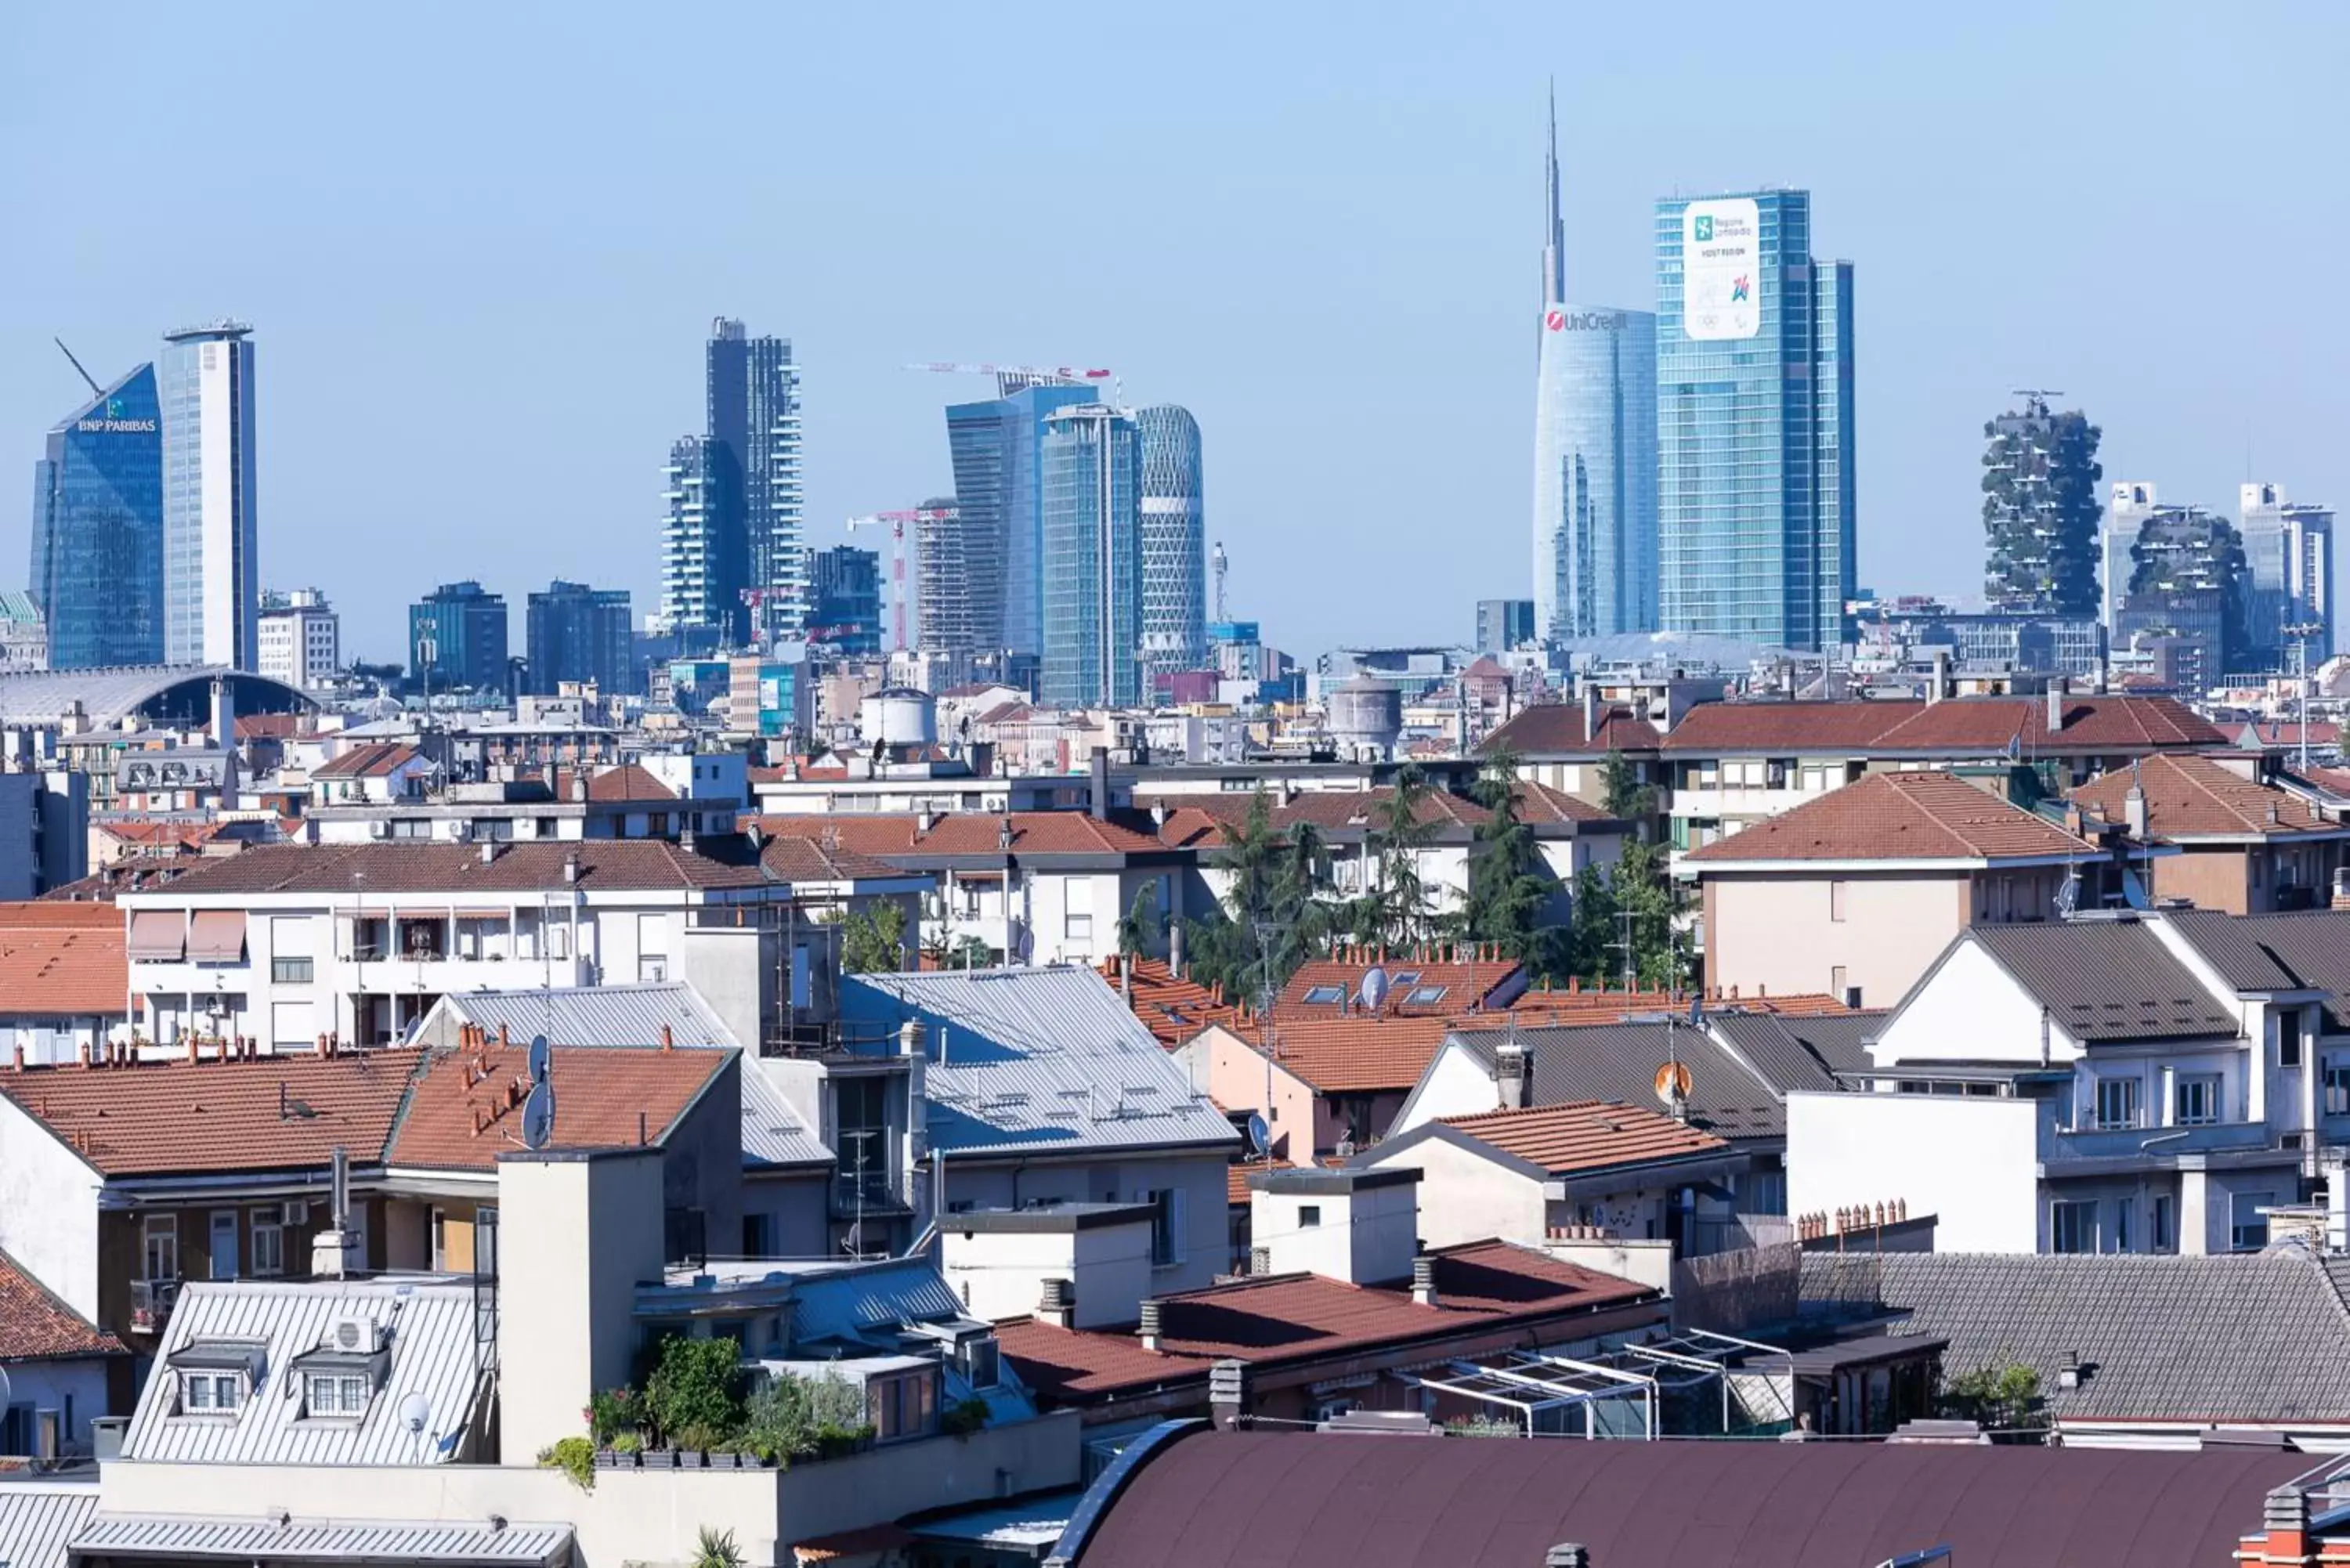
1683,197 -> 1760,341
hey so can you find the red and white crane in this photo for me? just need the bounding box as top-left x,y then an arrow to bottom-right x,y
847,508 -> 955,652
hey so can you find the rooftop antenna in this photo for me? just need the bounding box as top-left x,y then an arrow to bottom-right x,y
53,338 -> 103,399
1212,541 -> 1231,622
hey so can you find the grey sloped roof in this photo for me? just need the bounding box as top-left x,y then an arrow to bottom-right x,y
1800,1249 -> 2350,1424
1708,1012 -> 1882,1090
123,1279 -> 490,1465
0,1482 -> 99,1568
1455,1021 -> 1789,1142
787,1254 -> 971,1344
70,1516 -> 570,1565
420,985 -> 829,1169
844,967 -> 1238,1158
2167,909 -> 2350,1029
0,665 -> 313,724
1971,921 -> 2240,1043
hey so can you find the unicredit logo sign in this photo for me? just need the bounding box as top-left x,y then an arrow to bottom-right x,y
1548,310 -> 1628,332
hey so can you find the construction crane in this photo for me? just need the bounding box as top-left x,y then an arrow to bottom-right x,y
904,362 -> 1114,399
847,508 -> 954,652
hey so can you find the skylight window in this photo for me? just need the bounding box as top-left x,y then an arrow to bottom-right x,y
1302,985 -> 1344,1006
1408,986 -> 1450,1005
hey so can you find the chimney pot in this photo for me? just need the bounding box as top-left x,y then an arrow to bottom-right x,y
1546,1547 -> 1591,1568
660,1024 -> 674,1051
1412,1254 -> 1438,1308
1137,1297 -> 1164,1351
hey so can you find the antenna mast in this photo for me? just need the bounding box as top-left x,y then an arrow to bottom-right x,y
54,338 -> 103,399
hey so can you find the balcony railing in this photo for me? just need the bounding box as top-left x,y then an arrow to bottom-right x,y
831,1166 -> 911,1216
2045,1118 -> 2273,1163
130,1277 -> 180,1336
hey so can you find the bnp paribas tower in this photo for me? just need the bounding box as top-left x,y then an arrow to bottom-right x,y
1530,89 -> 1658,645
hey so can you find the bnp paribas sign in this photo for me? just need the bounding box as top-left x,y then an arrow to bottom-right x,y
78,397 -> 158,435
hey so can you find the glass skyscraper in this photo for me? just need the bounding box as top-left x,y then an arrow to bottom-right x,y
2240,482 -> 2333,666
1531,93 -> 1658,642
706,320 -> 802,645
525,580 -> 634,695
807,544 -> 883,658
1137,404 -> 1206,692
31,362 -> 164,670
161,320 -> 259,669
410,580 -> 511,693
1654,191 -> 1855,651
944,382 -> 1099,662
1039,403 -> 1142,708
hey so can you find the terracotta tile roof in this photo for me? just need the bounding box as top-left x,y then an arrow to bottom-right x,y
1277,955 -> 1524,1018
386,1042 -> 727,1172
0,904 -> 126,1017
757,836 -> 916,883
583,763 -> 677,801
313,742 -> 424,779
1480,703 -> 1664,756
1226,1158 -> 1294,1206
233,714 -> 303,742
1502,985 -> 1854,1020
755,811 -> 1170,858
1513,780 -> 1614,824
1661,695 -> 2225,755
0,1050 -> 417,1176
0,1245 -> 125,1361
2239,720 -> 2341,749
1095,956 -> 1248,1044
95,819 -> 225,854
1241,1015 -> 1457,1093
129,840 -> 772,895
1686,770 -> 2097,865
2070,753 -> 2346,839
1433,1099 -> 1729,1174
996,1240 -> 1653,1401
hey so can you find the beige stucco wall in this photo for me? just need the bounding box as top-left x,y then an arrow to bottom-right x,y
1360,1135 -> 1546,1251
1178,1024 -> 1313,1162
1703,871 -> 1974,1009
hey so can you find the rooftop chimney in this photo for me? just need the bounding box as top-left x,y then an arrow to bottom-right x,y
2047,677 -> 2066,732
2125,783 -> 2149,840
1495,1036 -> 1528,1109
2333,868 -> 2350,912
1209,1359 -> 1251,1429
899,1018 -> 927,1058
1929,650 -> 1950,706
1037,1277 -> 1075,1329
310,1145 -> 355,1279
1137,1297 -> 1164,1352
1411,1254 -> 1438,1309
1090,746 -> 1111,822
1546,1548 -> 1590,1568
1581,681 -> 1599,741
562,853 -> 581,884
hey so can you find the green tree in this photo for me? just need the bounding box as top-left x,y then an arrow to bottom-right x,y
1608,836 -> 1687,988
1564,860 -> 1619,985
1368,765 -> 1437,947
1940,1361 -> 2042,1435
1189,789 -> 1338,1001
644,1335 -> 746,1446
1465,748 -> 1549,964
839,901 -> 906,974
1116,884 -> 1160,957
1601,748 -> 1657,825
691,1529 -> 743,1568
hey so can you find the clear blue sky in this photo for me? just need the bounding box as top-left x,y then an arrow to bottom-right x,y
4,3 -> 2344,663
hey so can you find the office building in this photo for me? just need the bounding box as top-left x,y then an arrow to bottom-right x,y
1981,394 -> 2102,617
525,580 -> 633,695
0,590 -> 46,673
945,382 -> 1100,662
255,588 -> 340,690
1655,191 -> 1854,651
807,545 -> 883,659
1137,404 -> 1206,692
409,580 -> 510,692
1475,598 -> 1536,655
1039,403 -> 1142,708
659,435 -> 733,641
160,320 -> 259,669
706,320 -> 803,645
1531,96 -> 1658,642
2103,480 -> 2160,634
29,361 -> 163,670
2240,482 -> 2334,666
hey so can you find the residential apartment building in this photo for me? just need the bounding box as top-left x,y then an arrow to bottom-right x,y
255,589 -> 339,691
1788,909 -> 2350,1255
2070,752 -> 2350,914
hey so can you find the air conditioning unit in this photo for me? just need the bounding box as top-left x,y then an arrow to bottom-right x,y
368,820 -> 390,840
286,1201 -> 309,1225
450,821 -> 472,843
327,1313 -> 385,1354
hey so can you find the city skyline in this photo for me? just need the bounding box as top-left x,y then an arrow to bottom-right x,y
3,6 -> 2344,663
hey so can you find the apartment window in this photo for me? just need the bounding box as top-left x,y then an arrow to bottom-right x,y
2112,1198 -> 2135,1253
2094,1076 -> 2141,1131
2280,1013 -> 2305,1069
2176,1074 -> 2223,1126
638,954 -> 668,983
2153,1194 -> 2178,1253
2049,1200 -> 2097,1254
1144,1187 -> 1188,1267
1830,966 -> 1848,1003
143,1216 -> 179,1281
305,1373 -> 370,1418
956,1335 -> 1000,1390
2325,1055 -> 2350,1117
1298,1205 -> 1321,1229
271,956 -> 314,984
180,1373 -> 244,1413
1065,880 -> 1093,942
251,1205 -> 284,1276
2232,1192 -> 2276,1252
1828,881 -> 1848,923
866,1367 -> 938,1443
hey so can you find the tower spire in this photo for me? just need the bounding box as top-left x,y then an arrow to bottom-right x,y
1541,78 -> 1566,307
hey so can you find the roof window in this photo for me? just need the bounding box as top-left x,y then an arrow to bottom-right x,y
1408,986 -> 1450,1005
1302,985 -> 1344,1006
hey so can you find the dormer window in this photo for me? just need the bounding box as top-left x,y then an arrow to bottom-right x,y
306,1372 -> 372,1418
167,1339 -> 266,1417
291,1312 -> 390,1419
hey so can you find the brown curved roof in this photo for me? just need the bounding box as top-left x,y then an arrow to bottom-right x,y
1068,1429 -> 2315,1568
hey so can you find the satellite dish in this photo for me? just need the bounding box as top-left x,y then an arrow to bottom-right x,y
399,1390 -> 432,1436
1654,1060 -> 1694,1105
521,1080 -> 556,1151
1244,1112 -> 1271,1158
1358,965 -> 1390,1014
0,1364 -> 12,1412
526,1033 -> 551,1084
